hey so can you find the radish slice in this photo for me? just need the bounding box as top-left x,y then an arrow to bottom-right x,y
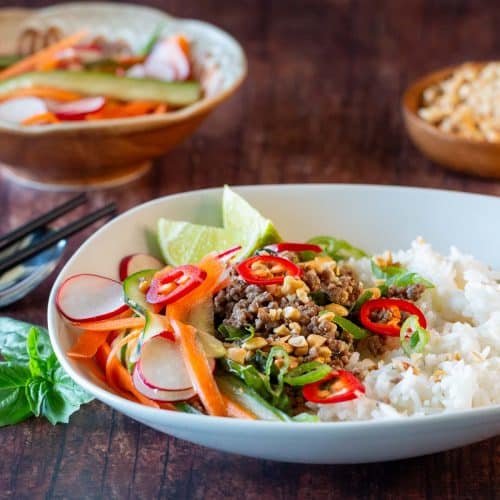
0,97 -> 47,123
137,333 -> 215,392
56,273 -> 128,322
119,253 -> 163,281
137,334 -> 192,391
143,37 -> 190,81
48,96 -> 105,120
132,366 -> 196,402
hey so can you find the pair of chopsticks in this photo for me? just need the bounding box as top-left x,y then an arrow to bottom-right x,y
0,193 -> 116,275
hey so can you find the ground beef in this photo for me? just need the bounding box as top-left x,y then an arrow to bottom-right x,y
387,283 -> 426,301
301,263 -> 362,307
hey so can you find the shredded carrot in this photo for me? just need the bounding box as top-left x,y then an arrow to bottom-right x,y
0,86 -> 82,102
158,401 -> 177,411
116,55 -> 146,66
67,330 -> 110,359
85,100 -> 158,120
170,319 -> 227,416
222,395 -> 256,420
21,112 -> 59,125
102,333 -> 160,408
0,30 -> 87,80
173,35 -> 190,57
154,103 -> 167,114
77,357 -> 107,383
72,316 -> 145,331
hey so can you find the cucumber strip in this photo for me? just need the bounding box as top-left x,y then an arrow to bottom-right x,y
123,269 -> 157,316
174,402 -> 203,415
0,71 -> 201,106
216,374 -> 292,422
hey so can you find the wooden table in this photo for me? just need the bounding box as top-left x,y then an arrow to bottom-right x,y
1,0 -> 499,498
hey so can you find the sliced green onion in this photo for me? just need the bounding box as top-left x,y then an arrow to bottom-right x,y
331,315 -> 370,340
400,315 -> 430,356
284,361 -> 332,386
306,236 -> 368,261
264,346 -> 289,404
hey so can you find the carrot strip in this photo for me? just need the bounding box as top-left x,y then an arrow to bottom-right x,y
154,103 -> 167,114
21,112 -> 59,125
67,330 -> 110,359
0,86 -> 82,102
170,319 -> 226,416
158,401 -> 177,411
222,395 -> 256,420
0,30 -> 87,80
173,35 -> 190,57
103,333 -> 160,408
72,316 -> 145,331
77,357 -> 106,383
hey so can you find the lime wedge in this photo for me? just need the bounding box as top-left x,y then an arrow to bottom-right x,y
158,219 -> 236,265
157,186 -> 281,266
222,185 -> 281,256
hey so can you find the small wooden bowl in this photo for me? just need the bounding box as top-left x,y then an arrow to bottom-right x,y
0,3 -> 247,189
402,63 -> 500,178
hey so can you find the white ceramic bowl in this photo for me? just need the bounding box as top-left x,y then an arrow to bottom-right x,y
47,185 -> 500,463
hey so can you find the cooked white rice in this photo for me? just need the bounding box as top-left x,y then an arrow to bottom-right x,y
315,238 -> 500,421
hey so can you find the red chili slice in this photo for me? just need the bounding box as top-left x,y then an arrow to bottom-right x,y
236,255 -> 303,285
302,370 -> 365,404
146,265 -> 207,306
265,242 -> 322,253
359,298 -> 427,337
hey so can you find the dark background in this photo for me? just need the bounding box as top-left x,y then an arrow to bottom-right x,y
1,1 -> 499,498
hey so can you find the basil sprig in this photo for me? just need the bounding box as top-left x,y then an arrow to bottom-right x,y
0,317 -> 93,427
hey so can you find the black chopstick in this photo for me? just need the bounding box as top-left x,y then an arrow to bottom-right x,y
0,202 -> 117,275
0,193 -> 88,253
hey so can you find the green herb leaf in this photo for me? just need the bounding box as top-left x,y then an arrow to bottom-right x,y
0,318 -> 52,362
307,236 -> 368,261
0,387 -> 32,426
139,23 -> 165,56
0,318 -> 93,427
217,324 -> 255,342
26,377 -> 50,417
0,363 -> 32,426
371,261 -> 434,292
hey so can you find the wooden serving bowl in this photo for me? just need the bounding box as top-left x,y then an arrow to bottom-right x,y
402,63 -> 500,178
0,3 -> 247,189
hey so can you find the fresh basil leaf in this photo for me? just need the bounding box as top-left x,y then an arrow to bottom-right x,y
26,377 -> 50,417
0,387 -> 32,426
0,317 -> 52,362
0,362 -> 31,388
42,385 -> 80,425
51,366 -> 93,406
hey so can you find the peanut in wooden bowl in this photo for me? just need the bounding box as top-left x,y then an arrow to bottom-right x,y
402,62 -> 500,179
0,3 -> 247,189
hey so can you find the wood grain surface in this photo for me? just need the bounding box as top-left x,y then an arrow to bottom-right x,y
0,1 -> 499,498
